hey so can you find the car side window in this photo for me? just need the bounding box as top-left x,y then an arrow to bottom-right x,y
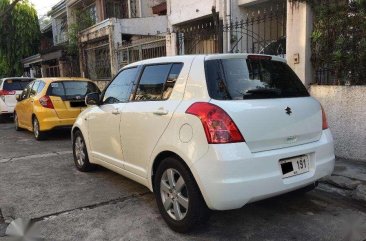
134,63 -> 183,101
37,81 -> 46,94
102,67 -> 138,104
20,82 -> 33,100
30,80 -> 40,97
163,63 -> 183,100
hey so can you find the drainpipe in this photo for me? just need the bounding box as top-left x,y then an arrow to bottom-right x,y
226,0 -> 231,52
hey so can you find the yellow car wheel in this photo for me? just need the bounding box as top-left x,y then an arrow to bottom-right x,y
33,117 -> 46,141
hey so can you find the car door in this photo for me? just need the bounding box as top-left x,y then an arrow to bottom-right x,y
120,63 -> 184,178
17,82 -> 34,128
87,67 -> 139,168
24,80 -> 40,127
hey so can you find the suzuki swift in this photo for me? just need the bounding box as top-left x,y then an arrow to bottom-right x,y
72,54 -> 335,233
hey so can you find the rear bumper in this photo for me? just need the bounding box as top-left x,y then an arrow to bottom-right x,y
37,111 -> 76,131
0,101 -> 14,114
191,129 -> 335,210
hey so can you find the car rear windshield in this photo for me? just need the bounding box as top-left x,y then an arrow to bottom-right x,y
47,81 -> 99,99
2,78 -> 33,91
205,58 -> 310,100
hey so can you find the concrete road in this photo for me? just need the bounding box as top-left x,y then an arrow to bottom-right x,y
0,119 -> 366,241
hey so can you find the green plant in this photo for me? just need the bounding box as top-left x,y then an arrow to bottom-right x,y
292,0 -> 366,85
66,8 -> 95,56
0,0 -> 40,77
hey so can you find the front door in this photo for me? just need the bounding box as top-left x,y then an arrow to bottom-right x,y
17,82 -> 34,128
120,63 -> 184,178
88,67 -> 139,168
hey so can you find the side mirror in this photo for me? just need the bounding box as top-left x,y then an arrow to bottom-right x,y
85,92 -> 100,106
16,94 -> 21,101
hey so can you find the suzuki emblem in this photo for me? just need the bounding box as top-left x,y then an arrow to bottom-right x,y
285,107 -> 292,115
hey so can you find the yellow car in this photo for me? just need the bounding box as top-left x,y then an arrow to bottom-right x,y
14,78 -> 100,140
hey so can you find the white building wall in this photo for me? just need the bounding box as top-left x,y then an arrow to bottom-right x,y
286,1 -> 313,85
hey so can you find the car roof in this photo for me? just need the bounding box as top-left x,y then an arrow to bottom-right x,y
37,77 -> 92,83
123,53 -> 286,70
1,77 -> 35,81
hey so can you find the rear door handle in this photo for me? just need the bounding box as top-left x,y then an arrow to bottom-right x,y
153,108 -> 168,116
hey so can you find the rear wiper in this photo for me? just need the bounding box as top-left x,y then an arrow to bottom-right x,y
241,88 -> 282,99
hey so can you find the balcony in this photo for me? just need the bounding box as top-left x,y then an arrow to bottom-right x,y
79,18 -> 114,43
54,31 -> 68,45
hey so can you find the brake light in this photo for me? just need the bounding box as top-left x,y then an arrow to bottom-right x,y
321,105 -> 328,130
39,96 -> 54,109
0,90 -> 16,96
186,102 -> 244,144
247,55 -> 272,61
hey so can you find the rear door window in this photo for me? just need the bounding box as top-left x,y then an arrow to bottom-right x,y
205,58 -> 309,100
3,78 -> 33,91
134,63 -> 183,101
48,81 -> 99,100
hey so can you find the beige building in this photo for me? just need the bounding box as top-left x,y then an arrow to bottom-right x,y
66,0 -> 168,86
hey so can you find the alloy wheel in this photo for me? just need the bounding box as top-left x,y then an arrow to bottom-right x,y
74,136 -> 85,167
33,119 -> 39,138
160,168 -> 189,221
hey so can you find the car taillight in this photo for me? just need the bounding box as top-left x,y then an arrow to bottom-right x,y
39,96 -> 54,109
321,105 -> 328,130
0,90 -> 16,96
186,102 -> 245,144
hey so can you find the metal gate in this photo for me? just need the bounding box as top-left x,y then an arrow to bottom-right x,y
83,40 -> 111,80
176,12 -> 222,55
116,36 -> 166,69
227,0 -> 287,56
175,0 -> 286,56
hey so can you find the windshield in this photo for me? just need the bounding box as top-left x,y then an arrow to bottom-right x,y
47,81 -> 100,99
2,78 -> 33,91
205,58 -> 309,100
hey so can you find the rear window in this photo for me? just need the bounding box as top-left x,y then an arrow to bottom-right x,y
2,79 -> 33,91
205,58 -> 309,100
47,81 -> 99,99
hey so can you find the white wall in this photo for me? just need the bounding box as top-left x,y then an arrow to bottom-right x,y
310,86 -> 366,162
286,1 -> 313,85
168,0 -> 222,26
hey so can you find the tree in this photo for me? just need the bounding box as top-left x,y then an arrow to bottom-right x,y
0,0 -> 21,20
0,0 -> 40,77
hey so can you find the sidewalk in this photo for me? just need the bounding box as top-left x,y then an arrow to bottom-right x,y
319,158 -> 366,202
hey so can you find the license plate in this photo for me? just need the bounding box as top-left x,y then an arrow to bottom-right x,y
279,155 -> 309,178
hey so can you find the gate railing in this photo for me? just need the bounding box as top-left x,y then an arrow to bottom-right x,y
175,0 -> 286,56
116,36 -> 166,69
83,41 -> 112,80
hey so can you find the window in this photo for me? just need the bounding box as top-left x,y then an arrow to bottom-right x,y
205,58 -> 309,100
20,82 -> 33,100
48,81 -> 99,98
37,81 -> 46,93
30,81 -> 40,97
163,63 -> 183,99
102,67 -> 138,104
134,63 -> 183,101
3,78 -> 33,91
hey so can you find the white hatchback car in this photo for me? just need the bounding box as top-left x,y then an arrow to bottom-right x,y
72,54 -> 335,232
0,77 -> 34,118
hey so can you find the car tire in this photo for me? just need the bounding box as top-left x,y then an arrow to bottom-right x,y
33,117 -> 46,140
154,156 -> 210,233
73,130 -> 95,172
14,112 -> 22,131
